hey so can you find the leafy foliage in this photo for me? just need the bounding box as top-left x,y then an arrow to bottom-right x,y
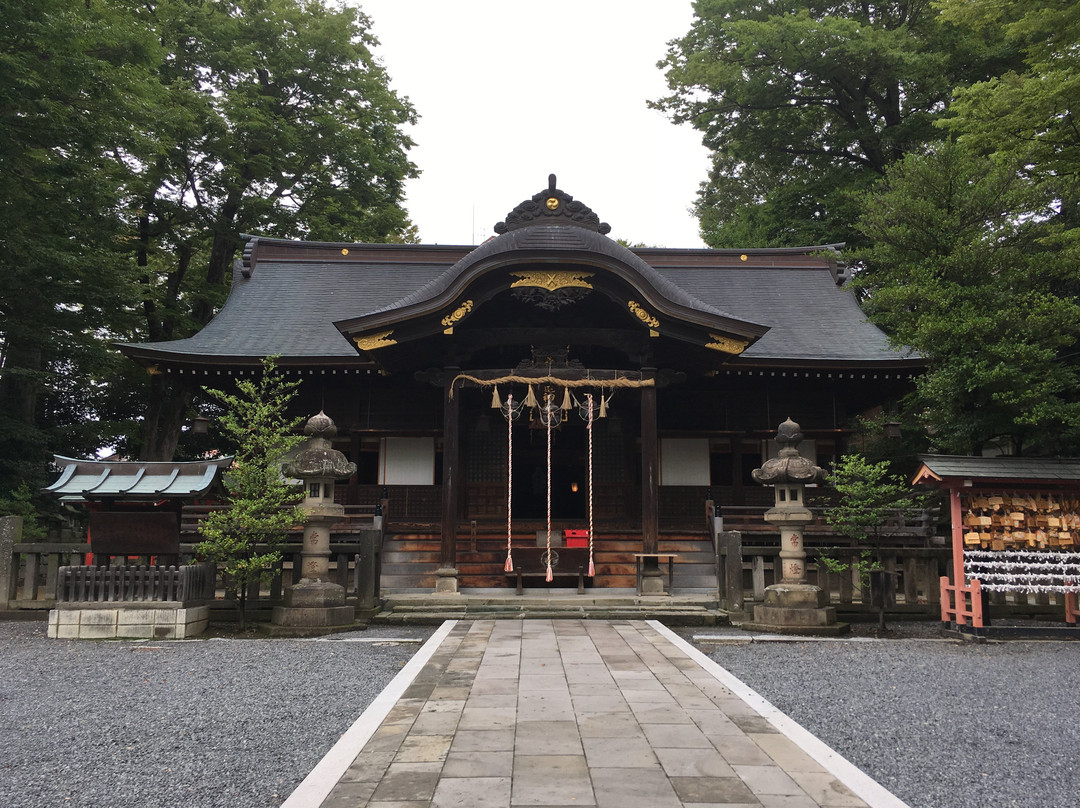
0,0 -> 159,494
938,1 -> 1080,217
853,142 -> 1080,455
653,0 -> 1018,247
131,0 -> 419,460
824,454 -> 913,545
0,0 -> 419,496
195,358 -> 305,626
0,482 -> 47,540
822,453 -> 920,629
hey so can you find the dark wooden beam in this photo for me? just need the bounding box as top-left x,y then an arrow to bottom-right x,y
440,368 -> 461,572
640,370 -> 659,557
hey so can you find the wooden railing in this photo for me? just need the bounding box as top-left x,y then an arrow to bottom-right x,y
717,504 -> 937,541
56,563 -> 214,604
179,503 -> 380,536
1,512 -> 381,612
705,501 -> 949,615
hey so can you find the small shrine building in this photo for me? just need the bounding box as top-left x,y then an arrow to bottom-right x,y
119,177 -> 921,592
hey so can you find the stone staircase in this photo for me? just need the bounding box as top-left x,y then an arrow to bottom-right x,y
370,592 -> 729,627
377,530 -> 719,594
371,529 -> 726,626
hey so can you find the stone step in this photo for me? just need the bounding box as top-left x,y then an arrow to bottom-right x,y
370,609 -> 727,627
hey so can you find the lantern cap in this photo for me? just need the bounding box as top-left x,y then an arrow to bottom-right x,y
752,418 -> 826,485
283,412 -> 356,480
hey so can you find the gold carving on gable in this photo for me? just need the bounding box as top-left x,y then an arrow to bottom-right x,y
510,271 -> 594,292
706,334 -> 749,355
627,300 -> 660,329
441,300 -> 473,333
354,331 -> 396,351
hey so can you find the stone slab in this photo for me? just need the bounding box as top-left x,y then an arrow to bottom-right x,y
46,605 -> 209,639
281,619 -> 910,808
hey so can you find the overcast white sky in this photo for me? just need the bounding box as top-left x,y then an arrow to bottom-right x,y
355,0 -> 710,247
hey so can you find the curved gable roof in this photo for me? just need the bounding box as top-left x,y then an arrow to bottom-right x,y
116,177 -> 918,372
340,223 -> 767,336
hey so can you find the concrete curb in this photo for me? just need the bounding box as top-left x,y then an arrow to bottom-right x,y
279,620 -> 457,808
649,620 -> 912,808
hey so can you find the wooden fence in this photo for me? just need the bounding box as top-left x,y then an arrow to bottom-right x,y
0,512 -> 381,612
56,563 -> 214,604
708,501 -> 949,616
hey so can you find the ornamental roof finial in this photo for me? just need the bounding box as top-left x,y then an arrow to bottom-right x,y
494,176 -> 611,235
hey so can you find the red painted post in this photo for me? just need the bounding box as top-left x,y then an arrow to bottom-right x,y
970,578 -> 983,627
1065,589 -> 1078,625
950,488 -> 964,587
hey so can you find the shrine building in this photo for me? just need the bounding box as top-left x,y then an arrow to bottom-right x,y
119,177 -> 921,593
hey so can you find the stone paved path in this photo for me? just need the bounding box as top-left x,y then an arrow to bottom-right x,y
283,620 -> 908,808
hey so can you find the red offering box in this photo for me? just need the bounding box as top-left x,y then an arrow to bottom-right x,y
565,530 -> 589,548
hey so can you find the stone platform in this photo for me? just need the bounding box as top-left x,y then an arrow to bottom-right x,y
47,602 -> 209,639
281,619 -> 909,808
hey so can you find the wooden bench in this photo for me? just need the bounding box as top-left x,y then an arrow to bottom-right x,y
506,547 -> 590,595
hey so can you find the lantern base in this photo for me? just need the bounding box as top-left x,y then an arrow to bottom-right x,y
272,579 -> 354,628
271,604 -> 355,628
742,583 -> 848,635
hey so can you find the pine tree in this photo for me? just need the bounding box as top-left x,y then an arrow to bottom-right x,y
196,357 -> 305,628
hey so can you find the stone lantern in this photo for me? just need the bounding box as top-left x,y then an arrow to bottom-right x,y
272,411 -> 357,630
744,418 -> 846,634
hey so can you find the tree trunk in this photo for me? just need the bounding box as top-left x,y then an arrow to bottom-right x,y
0,339 -> 47,492
139,374 -> 194,461
0,339 -> 41,426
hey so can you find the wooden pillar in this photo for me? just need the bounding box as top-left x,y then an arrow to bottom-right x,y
731,437 -> 744,505
640,373 -> 659,556
349,431 -> 361,504
439,370 -> 461,584
950,488 -> 964,587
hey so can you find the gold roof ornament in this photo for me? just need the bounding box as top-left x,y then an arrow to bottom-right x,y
441,300 -> 474,333
353,331 -> 397,351
627,300 -> 660,330
510,271 -> 593,292
706,334 -> 749,354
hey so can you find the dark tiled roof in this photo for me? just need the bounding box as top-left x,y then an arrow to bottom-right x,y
120,260 -> 449,362
916,455 -> 1080,483
119,233 -> 914,366
663,266 -> 905,362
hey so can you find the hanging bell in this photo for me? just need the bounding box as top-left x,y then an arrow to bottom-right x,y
491,385 -> 502,409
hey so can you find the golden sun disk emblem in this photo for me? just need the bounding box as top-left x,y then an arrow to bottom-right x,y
545,197 -> 560,210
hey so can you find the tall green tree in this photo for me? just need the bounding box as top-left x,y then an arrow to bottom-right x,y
131,0 -> 419,460
853,141 -> 1080,455
0,0 -> 160,495
0,0 -> 419,497
938,1 -> 1080,234
653,0 -> 1018,248
196,357 -> 306,628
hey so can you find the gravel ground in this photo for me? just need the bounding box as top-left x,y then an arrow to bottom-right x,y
698,633 -> 1080,808
3,618 -> 1077,808
0,621 -> 434,808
